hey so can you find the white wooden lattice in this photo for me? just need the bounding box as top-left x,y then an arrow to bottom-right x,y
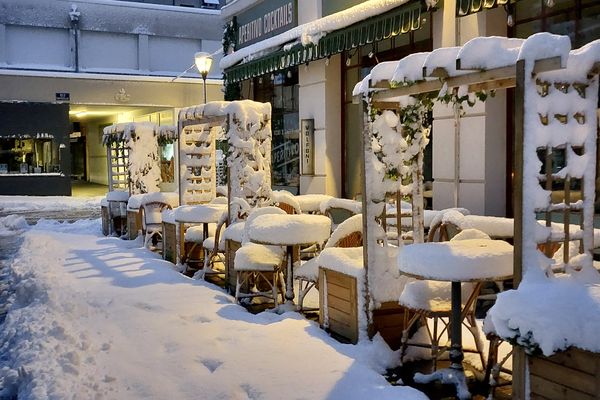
520,39 -> 600,282
178,123 -> 218,205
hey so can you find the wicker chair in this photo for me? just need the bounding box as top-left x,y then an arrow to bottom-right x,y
295,214 -> 363,311
194,213 -> 227,280
234,207 -> 287,306
398,224 -> 488,371
140,201 -> 173,250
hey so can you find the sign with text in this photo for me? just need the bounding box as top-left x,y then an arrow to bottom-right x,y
55,92 -> 70,102
301,119 -> 314,175
236,0 -> 297,50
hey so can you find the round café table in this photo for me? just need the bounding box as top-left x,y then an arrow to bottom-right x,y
247,213 -> 331,313
174,203 -> 227,265
398,239 -> 513,399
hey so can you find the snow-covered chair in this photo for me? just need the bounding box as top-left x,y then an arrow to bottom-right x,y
398,228 -> 490,370
233,207 -> 287,306
194,212 -> 227,281
319,198 -> 362,232
106,190 -> 129,237
272,190 -> 301,215
140,193 -> 179,250
295,214 -> 363,311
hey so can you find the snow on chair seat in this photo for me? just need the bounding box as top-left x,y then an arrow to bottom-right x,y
234,243 -> 285,306
233,206 -> 287,307
296,214 -> 363,311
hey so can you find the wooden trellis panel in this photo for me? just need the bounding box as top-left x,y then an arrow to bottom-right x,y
107,140 -> 129,192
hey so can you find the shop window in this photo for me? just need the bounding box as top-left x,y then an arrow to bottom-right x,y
0,136 -> 60,175
252,68 -> 300,193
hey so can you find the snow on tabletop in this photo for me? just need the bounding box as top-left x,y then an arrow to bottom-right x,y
320,197 -> 362,215
457,37 -> 524,70
391,52 -> 430,84
271,190 -> 302,213
295,194 -> 333,213
398,239 -> 513,281
173,204 -> 226,224
399,280 -> 478,313
0,222 -> 428,400
451,228 -> 491,241
242,206 -> 292,244
106,190 -> 129,202
247,214 -> 331,246
126,194 -> 146,210
488,279 -> 600,356
234,242 -> 285,271
141,192 -> 179,208
220,0 -> 413,70
161,209 -> 175,224
319,247 -> 364,277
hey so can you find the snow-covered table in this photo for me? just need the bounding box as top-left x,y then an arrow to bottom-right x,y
174,203 -> 227,265
398,239 -> 513,399
248,214 -> 331,312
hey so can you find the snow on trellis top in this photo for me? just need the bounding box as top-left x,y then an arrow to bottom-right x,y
220,0 -> 419,70
352,61 -> 399,97
157,125 -> 177,142
102,122 -> 161,194
456,37 -> 524,70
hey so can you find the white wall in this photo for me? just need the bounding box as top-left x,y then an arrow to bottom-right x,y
0,0 -> 223,78
431,3 -> 508,216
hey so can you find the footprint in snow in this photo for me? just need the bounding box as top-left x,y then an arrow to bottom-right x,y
132,302 -> 163,312
240,383 -> 263,400
163,342 -> 180,353
178,314 -> 211,323
199,358 -> 223,373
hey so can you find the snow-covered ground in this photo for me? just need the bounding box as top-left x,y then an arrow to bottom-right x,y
0,212 -> 427,399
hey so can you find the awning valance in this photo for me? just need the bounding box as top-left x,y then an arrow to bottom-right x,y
456,0 -> 517,17
224,1 -> 424,83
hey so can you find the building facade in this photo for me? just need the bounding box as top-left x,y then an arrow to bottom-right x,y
0,0 -> 224,195
221,0 -> 599,216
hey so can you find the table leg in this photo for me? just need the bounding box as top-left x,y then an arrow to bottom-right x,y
414,281 -> 471,399
285,245 -> 295,303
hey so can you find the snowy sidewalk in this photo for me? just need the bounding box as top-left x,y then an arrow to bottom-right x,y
0,219 -> 426,400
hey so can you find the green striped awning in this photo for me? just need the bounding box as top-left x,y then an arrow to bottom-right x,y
225,1 -> 424,83
456,0 -> 513,17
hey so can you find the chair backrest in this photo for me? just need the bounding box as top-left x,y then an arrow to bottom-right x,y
272,190 -> 301,214
141,201 -> 173,230
325,214 -> 363,248
427,220 -> 461,242
320,198 -> 362,230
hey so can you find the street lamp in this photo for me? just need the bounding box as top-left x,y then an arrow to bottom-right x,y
194,51 -> 213,104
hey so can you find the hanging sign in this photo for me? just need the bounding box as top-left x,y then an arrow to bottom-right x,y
301,119 -> 314,175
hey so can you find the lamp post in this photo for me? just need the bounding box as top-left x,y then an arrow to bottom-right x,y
194,51 -> 213,104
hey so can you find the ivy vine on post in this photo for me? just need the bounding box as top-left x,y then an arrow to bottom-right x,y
222,19 -> 241,101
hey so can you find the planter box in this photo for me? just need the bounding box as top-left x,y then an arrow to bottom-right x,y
127,210 -> 141,240
520,347 -> 600,400
318,268 -> 409,350
101,205 -> 110,236
162,221 -> 177,264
